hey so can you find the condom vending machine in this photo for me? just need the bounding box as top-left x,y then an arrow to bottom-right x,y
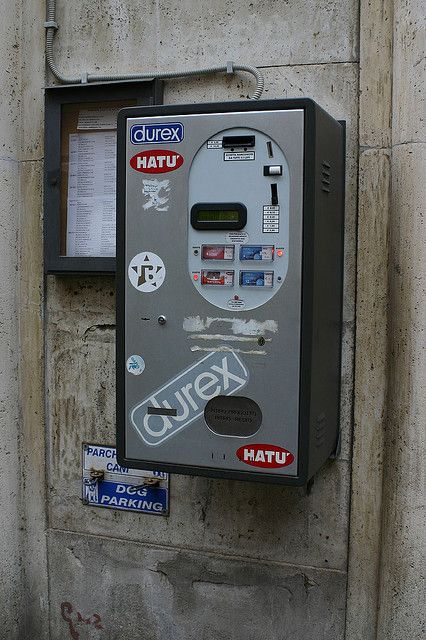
116,98 -> 345,485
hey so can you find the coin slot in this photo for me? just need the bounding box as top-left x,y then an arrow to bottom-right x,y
266,141 -> 273,158
222,135 -> 255,148
147,407 -> 177,417
271,183 -> 279,205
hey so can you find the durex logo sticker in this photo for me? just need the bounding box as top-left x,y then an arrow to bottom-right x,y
130,149 -> 184,174
131,351 -> 249,446
130,122 -> 184,145
236,444 -> 295,468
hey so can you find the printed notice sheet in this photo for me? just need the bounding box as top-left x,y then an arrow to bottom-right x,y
66,132 -> 116,257
77,107 -> 120,130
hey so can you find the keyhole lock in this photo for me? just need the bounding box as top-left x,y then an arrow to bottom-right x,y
158,315 -> 167,325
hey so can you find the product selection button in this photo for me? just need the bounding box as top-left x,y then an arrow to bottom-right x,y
201,270 -> 234,286
201,245 -> 235,260
240,271 -> 274,287
240,245 -> 274,261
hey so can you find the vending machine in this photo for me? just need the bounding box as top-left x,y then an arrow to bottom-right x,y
116,98 -> 345,485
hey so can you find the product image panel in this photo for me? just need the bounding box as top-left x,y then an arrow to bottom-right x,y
240,245 -> 274,261
201,270 -> 234,286
201,245 -> 235,260
239,271 -> 274,287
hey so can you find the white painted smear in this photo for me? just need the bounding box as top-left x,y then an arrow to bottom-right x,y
188,334 -> 271,343
183,316 -> 278,336
190,345 -> 266,355
230,319 -> 278,335
183,316 -> 206,332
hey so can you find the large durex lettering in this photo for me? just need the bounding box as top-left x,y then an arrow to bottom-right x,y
194,372 -> 220,400
211,356 -> 246,389
131,351 -> 248,446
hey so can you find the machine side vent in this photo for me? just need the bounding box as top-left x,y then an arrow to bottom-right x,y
321,161 -> 331,194
315,412 -> 327,447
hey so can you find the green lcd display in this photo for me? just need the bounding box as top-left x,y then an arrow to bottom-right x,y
196,210 -> 239,222
191,202 -> 247,230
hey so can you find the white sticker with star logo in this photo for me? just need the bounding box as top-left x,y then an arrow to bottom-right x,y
128,251 -> 166,292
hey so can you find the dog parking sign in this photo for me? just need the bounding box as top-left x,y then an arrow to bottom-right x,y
82,444 -> 169,515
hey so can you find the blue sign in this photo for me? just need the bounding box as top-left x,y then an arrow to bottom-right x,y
82,443 -> 169,516
130,122 -> 184,145
83,479 -> 168,515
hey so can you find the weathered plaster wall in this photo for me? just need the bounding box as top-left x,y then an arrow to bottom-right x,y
19,1 -> 49,636
346,0 -> 392,637
0,1 -> 48,638
377,0 -> 425,638
0,0 -> 422,638
44,1 -> 358,638
0,2 -> 24,637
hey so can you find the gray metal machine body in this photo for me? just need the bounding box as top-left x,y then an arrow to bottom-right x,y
116,99 -> 345,485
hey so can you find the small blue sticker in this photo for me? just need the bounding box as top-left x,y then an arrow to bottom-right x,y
126,355 -> 145,375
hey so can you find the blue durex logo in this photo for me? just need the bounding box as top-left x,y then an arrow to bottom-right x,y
130,122 -> 184,145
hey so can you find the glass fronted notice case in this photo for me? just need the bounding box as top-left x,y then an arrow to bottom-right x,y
44,80 -> 163,274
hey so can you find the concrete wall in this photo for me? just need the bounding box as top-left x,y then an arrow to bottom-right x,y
0,0 -> 48,637
377,0 -> 425,638
0,0 -> 423,638
346,0 -> 393,637
0,2 -> 24,637
19,0 -> 49,635
45,2 -> 358,638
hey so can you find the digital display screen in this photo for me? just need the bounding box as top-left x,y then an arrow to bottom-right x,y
196,210 -> 240,222
191,203 -> 247,230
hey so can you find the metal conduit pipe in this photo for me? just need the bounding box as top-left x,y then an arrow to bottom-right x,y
45,0 -> 265,100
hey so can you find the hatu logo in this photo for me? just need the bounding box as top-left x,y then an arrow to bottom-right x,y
236,444 -> 294,468
130,149 -> 184,174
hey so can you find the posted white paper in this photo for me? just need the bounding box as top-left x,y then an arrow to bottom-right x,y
66,132 -> 116,257
77,107 -> 120,130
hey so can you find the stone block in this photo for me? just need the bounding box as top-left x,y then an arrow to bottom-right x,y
53,0 -> 358,81
0,159 -> 22,639
358,0 -> 393,148
377,142 -> 426,640
20,0 -> 45,161
47,530 -> 347,640
346,148 -> 391,640
0,4 -> 21,159
392,1 -> 425,144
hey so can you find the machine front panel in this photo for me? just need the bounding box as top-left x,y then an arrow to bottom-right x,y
123,109 -> 304,477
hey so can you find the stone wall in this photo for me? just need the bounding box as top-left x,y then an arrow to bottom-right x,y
0,2 -> 25,637
46,2 -> 358,638
0,0 -> 423,638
